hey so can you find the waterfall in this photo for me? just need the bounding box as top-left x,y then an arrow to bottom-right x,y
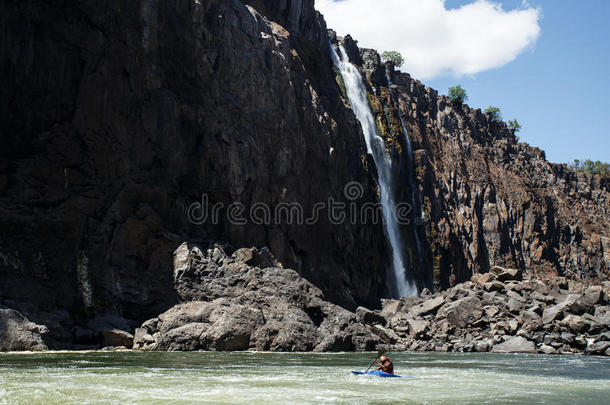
386,71 -> 426,275
331,44 -> 416,298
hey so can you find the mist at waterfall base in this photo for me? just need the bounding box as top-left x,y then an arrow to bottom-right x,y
331,44 -> 416,298
1,352 -> 609,404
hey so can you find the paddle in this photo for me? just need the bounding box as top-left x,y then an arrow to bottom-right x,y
364,348 -> 386,373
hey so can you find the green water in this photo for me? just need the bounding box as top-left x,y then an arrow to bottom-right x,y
0,352 -> 609,404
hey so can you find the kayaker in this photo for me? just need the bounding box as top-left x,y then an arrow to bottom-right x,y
375,355 -> 394,374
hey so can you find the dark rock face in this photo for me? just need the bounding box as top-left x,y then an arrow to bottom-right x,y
0,0 -> 390,333
134,243 -> 382,352
349,41 -> 609,290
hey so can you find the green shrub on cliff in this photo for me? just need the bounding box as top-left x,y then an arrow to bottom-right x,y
508,119 -> 522,133
381,51 -> 404,68
448,85 -> 468,104
484,106 -> 503,122
570,159 -> 610,176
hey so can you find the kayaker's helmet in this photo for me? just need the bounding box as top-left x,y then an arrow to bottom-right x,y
380,356 -> 390,362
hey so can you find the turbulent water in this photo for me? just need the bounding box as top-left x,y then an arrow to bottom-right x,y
332,44 -> 416,298
1,352 -> 609,404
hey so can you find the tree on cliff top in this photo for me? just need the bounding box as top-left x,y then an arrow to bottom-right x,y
484,106 -> 503,122
381,51 -> 404,68
570,159 -> 610,176
508,119 -> 522,133
448,85 -> 468,104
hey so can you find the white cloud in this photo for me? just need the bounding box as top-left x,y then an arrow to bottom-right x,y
316,0 -> 541,80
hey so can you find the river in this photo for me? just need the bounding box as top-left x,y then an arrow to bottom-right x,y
1,352 -> 608,404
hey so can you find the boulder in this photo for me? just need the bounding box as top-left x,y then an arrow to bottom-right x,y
561,315 -> 590,334
539,344 -> 557,354
491,336 -> 536,353
477,273 -> 496,284
531,291 -> 554,304
135,245 -> 382,352
585,341 -> 610,355
485,305 -> 500,319
541,294 -> 586,324
542,305 -> 564,324
506,319 -> 520,334
521,319 -> 543,333
505,282 -> 524,292
527,303 -> 544,315
232,247 -> 279,268
133,328 -> 155,349
407,296 -> 445,318
474,340 -> 490,352
369,325 -> 400,344
560,332 -> 575,345
483,281 -> 505,292
559,294 -> 589,315
101,329 -> 134,349
438,296 -> 482,328
521,310 -> 541,323
406,319 -> 429,338
582,286 -> 603,307
155,323 -> 209,351
355,307 -> 386,326
543,333 -> 561,346
0,309 -> 49,351
490,266 -> 522,282
507,298 -> 523,314
593,307 -> 610,326
380,299 -> 403,316
506,290 -> 526,303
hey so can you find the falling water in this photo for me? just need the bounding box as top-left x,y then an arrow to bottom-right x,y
386,71 -> 426,276
331,44 -> 416,297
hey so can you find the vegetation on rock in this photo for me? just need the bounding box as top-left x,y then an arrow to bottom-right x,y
484,106 -> 503,122
508,119 -> 522,133
448,85 -> 468,104
367,89 -> 402,155
381,51 -> 404,68
570,159 -> 610,176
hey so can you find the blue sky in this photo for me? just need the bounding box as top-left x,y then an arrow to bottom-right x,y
433,0 -> 610,163
318,0 -> 610,164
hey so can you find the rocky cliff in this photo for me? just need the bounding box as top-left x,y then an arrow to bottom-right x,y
0,0 -> 393,336
336,35 -> 609,292
1,0 -> 609,350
